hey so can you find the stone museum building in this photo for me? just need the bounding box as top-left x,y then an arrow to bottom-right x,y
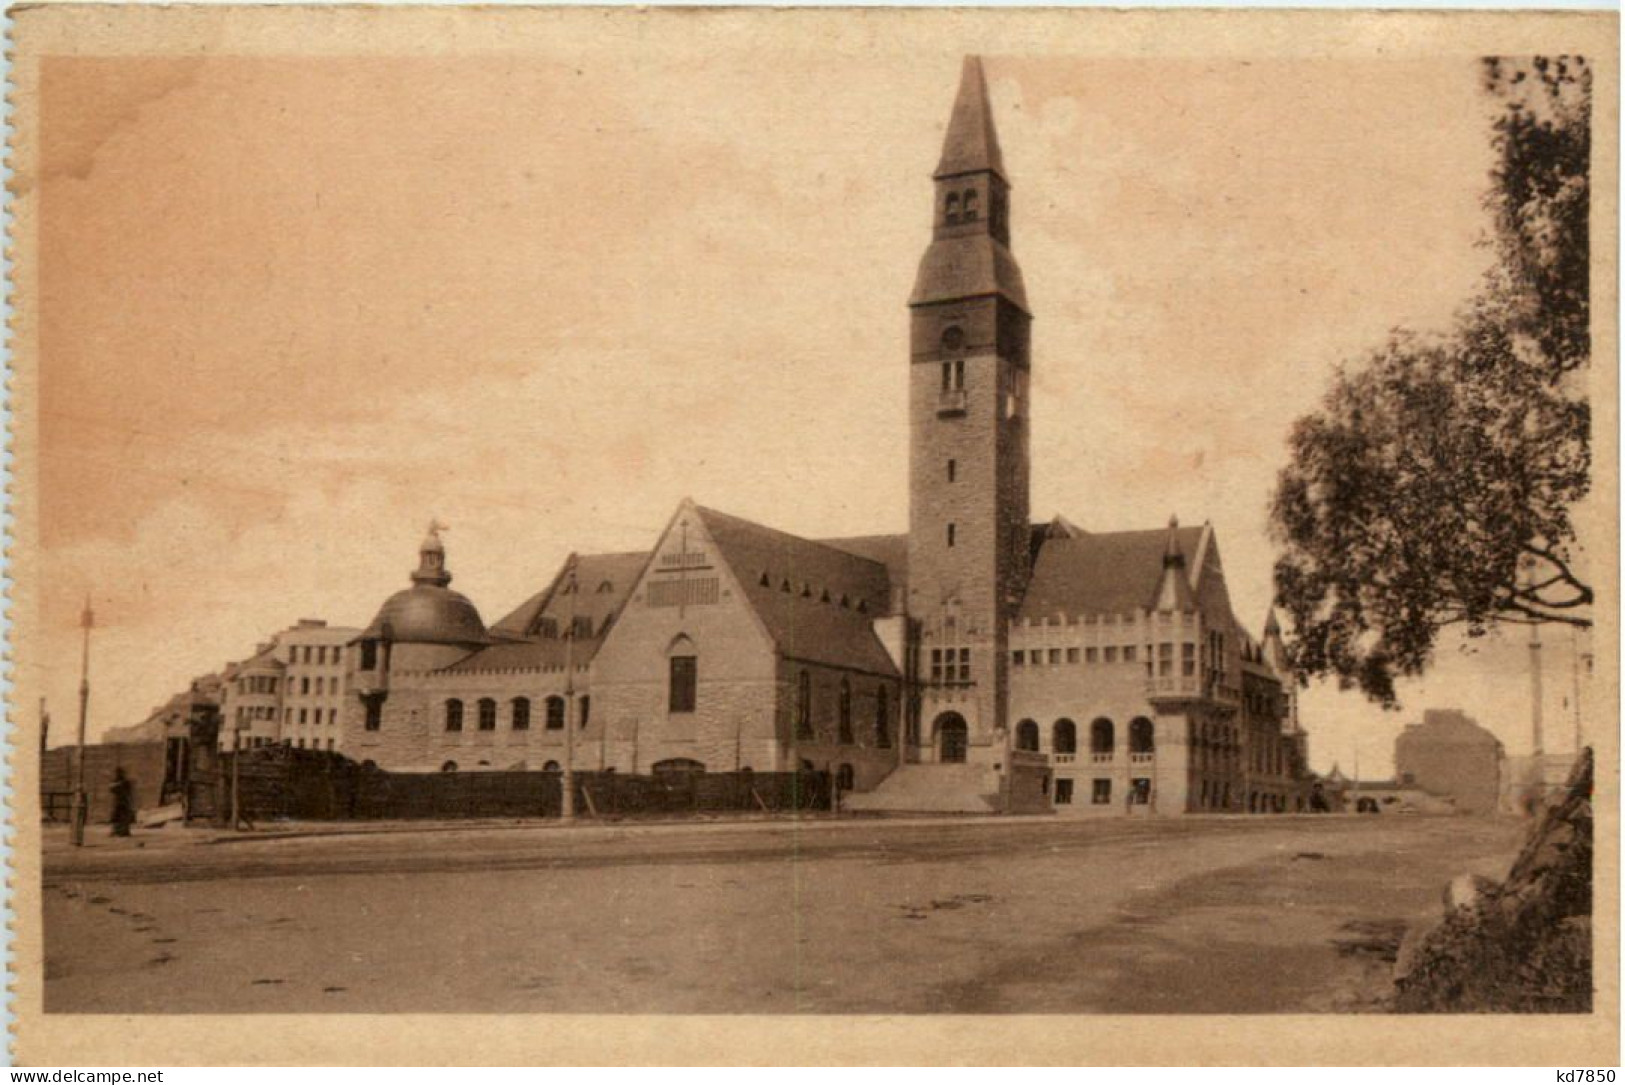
336,57 -> 1313,815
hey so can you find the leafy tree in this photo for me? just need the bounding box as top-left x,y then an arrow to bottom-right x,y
1270,56 -> 1592,705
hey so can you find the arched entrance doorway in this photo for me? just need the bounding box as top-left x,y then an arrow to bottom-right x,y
934,712 -> 969,763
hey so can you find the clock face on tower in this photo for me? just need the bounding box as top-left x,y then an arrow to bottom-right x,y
941,326 -> 965,353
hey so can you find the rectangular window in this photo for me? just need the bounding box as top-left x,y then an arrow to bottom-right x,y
512,699 -> 530,731
1066,647 -> 1079,664
796,671 -> 813,739
954,359 -> 965,390
1123,645 -> 1137,663
1092,779 -> 1112,805
1130,778 -> 1152,805
546,698 -> 566,730
1012,650 -> 1025,666
947,522 -> 956,548
299,709 -> 308,724
1048,648 -> 1062,665
947,459 -> 957,482
957,647 -> 971,682
1085,647 -> 1098,663
648,577 -> 720,609
930,648 -> 944,682
360,641 -> 377,670
1104,646 -> 1118,663
478,700 -> 497,731
1054,778 -> 1074,805
669,655 -> 697,714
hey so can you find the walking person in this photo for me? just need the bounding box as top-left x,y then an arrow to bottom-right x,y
109,768 -> 136,838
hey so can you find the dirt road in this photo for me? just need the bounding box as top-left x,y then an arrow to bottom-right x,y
42,814 -> 1525,1014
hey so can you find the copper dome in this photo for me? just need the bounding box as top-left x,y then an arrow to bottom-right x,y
365,585 -> 488,646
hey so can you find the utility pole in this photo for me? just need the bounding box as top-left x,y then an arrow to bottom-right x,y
1530,620 -> 1545,757
1571,625 -> 1586,754
230,721 -> 243,830
561,556 -> 578,822
71,596 -> 94,847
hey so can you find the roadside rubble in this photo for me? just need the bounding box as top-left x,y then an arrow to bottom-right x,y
1391,747 -> 1593,1013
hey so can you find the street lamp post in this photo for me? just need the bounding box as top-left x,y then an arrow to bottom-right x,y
71,596 -> 94,848
561,557 -> 578,822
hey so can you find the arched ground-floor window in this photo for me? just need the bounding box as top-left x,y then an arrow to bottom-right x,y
934,712 -> 969,763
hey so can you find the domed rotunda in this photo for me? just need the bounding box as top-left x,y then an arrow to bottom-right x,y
361,524 -> 488,647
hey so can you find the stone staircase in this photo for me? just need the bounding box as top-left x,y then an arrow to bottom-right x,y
842,763 -> 1002,815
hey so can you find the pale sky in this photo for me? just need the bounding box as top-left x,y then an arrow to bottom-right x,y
32,50 -> 1597,772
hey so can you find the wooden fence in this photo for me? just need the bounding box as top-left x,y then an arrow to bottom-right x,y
198,747 -> 831,823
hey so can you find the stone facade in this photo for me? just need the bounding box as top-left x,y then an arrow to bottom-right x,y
326,56 -> 1311,818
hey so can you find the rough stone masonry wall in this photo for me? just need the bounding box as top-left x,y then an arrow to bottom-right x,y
1392,747 -> 1593,1013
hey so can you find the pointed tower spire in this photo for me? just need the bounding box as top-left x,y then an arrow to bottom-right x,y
936,56 -> 1007,182
1162,515 -> 1185,568
1264,608 -> 1282,637
1152,516 -> 1194,611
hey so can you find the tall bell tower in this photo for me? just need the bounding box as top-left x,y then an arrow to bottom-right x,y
907,56 -> 1032,764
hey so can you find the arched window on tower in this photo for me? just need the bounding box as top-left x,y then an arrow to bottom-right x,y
962,188 -> 979,221
944,191 -> 961,225
477,698 -> 497,731
1053,718 -> 1078,756
545,695 -> 566,730
444,699 -> 464,732
1015,719 -> 1039,752
511,697 -> 531,731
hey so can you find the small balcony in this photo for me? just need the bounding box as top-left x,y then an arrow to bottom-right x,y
936,389 -> 968,417
1146,674 -> 1201,700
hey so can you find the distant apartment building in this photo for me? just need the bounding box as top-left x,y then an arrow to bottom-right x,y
1393,709 -> 1505,815
218,619 -> 361,752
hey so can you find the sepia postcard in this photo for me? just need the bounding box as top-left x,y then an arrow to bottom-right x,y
5,4 -> 1619,1066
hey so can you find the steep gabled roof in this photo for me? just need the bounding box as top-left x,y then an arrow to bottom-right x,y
1019,525 -> 1206,620
817,532 -> 907,604
438,638 -> 573,674
488,550 -> 646,640
457,550 -> 646,673
695,506 -> 900,676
